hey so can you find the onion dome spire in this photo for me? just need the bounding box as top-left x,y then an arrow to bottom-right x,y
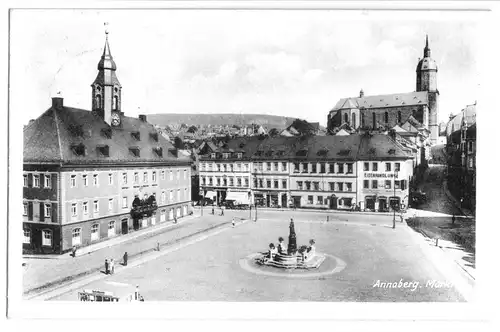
98,28 -> 117,71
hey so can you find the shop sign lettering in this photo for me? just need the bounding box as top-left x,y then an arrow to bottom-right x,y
364,173 -> 399,179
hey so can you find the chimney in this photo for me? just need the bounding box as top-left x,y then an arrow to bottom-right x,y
359,89 -> 364,98
139,114 -> 147,122
52,96 -> 64,109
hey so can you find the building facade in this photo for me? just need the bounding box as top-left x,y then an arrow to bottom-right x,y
198,135 -> 413,212
23,33 -> 192,254
327,36 -> 439,145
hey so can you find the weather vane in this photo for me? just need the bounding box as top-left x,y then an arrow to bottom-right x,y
104,22 -> 109,35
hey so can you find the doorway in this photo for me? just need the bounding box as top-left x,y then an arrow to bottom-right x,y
121,219 -> 128,235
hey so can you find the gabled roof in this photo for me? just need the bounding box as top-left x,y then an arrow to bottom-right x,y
24,104 -> 189,165
332,91 -> 429,111
446,103 -> 476,137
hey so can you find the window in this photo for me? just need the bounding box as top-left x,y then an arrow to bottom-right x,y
230,178 -> 234,187
282,180 -> 287,189
395,163 -> 401,172
202,177 -> 206,186
313,182 -> 319,190
308,196 -> 314,204
217,164 -> 221,172
364,163 -> 369,171
211,153 -> 216,159
122,172 -> 128,185
23,202 -> 28,216
346,183 -> 352,191
266,180 -> 271,188
42,230 -> 52,246
254,178 -> 258,188
329,164 -> 335,173
131,131 -> 141,141
282,162 -> 287,171
33,174 -> 40,188
134,172 -> 139,184
72,228 -> 81,246
372,112 -> 376,129
108,198 -> 113,211
394,180 -> 401,189
23,228 -> 30,244
364,180 -> 369,188
169,191 -> 173,201
397,111 -> 402,123
161,170 -> 166,180
337,163 -> 344,173
94,200 -> 99,214
320,163 -> 326,174
177,170 -> 180,179
274,180 -> 279,189
317,196 -> 323,205
160,211 -> 166,222
372,180 -> 378,189
183,169 -> 187,179
338,183 -> 343,191
273,162 -> 279,171
169,170 -> 173,180
297,181 -> 303,190
108,221 -> 116,237
229,165 -> 233,173
237,153 -> 243,159
329,182 -> 335,191
266,163 -> 271,171
216,177 -> 221,186
294,163 -> 300,173
177,189 -> 181,201
347,163 -> 353,174
108,173 -> 113,185
129,147 -> 140,157
385,180 -> 391,189
384,112 -> 389,124
258,179 -> 263,188
244,178 -> 249,187
143,172 -> 148,183
372,163 -> 378,172
82,201 -> 88,215
208,178 -> 213,186
44,174 -> 51,188
81,174 -> 88,187
91,224 -> 99,242
302,163 -> 308,173
469,158 -> 474,168
311,164 -> 317,173
305,181 -> 311,190
344,113 -> 348,124
468,141 -> 473,153
122,197 -> 128,208
245,163 -> 249,172
401,180 -> 406,190
385,163 -> 391,172
71,203 -> 77,217
23,174 -> 28,187
237,178 -> 242,187
352,113 -> 356,128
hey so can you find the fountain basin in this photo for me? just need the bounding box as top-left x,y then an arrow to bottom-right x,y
256,252 -> 326,269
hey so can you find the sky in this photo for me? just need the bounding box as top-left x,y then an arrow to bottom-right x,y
10,9 -> 481,127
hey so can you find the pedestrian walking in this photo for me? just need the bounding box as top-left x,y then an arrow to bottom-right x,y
232,217 -> 235,227
134,285 -> 140,301
174,216 -> 178,224
104,259 -> 109,275
221,205 -> 225,216
71,245 -> 77,258
212,204 -> 215,215
110,259 -> 115,274
123,252 -> 128,266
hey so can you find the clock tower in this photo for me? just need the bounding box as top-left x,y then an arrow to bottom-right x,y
91,30 -> 122,127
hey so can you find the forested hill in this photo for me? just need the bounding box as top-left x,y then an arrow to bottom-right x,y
146,113 -> 299,128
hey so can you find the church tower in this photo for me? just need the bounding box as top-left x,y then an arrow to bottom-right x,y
91,30 -> 122,127
416,35 -> 439,145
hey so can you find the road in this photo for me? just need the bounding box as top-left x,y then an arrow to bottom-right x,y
42,209 -> 465,302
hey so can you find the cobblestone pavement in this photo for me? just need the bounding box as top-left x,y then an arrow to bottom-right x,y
51,215 -> 465,302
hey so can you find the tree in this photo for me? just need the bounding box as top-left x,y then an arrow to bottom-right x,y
174,136 -> 185,149
187,125 -> 198,134
290,119 -> 316,136
268,128 -> 280,137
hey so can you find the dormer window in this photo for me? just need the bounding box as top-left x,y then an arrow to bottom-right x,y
150,132 -> 158,142
68,124 -> 84,137
239,142 -> 245,148
153,147 -> 163,157
223,153 -> 229,159
317,148 -> 328,157
131,131 -> 141,141
101,127 -> 112,139
237,153 -> 243,159
368,148 -> 376,155
71,143 -> 86,156
388,149 -> 396,155
129,147 -> 140,157
338,149 -> 351,156
97,145 -> 110,157
255,151 -> 263,157
296,149 -> 308,157
265,151 -> 273,157
211,153 -> 216,159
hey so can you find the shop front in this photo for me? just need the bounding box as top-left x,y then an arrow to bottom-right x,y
337,197 -> 353,210
389,196 -> 401,211
328,194 -> 337,209
378,196 -> 388,212
365,196 -> 376,211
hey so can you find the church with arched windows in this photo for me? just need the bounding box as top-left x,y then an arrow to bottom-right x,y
327,36 -> 439,146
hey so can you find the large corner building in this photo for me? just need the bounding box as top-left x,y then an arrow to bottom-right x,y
327,36 -> 439,145
23,33 -> 192,254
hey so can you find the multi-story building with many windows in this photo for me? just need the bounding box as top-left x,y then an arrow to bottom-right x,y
22,33 -> 192,254
198,134 -> 413,212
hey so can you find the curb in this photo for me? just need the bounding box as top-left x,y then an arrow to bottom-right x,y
247,207 -> 396,217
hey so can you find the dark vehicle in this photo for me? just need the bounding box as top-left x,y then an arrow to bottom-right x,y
196,198 -> 214,206
235,204 -> 250,210
410,191 -> 427,207
221,200 -> 237,209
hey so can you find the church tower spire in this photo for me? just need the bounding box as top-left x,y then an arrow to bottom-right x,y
91,24 -> 122,127
424,34 -> 431,58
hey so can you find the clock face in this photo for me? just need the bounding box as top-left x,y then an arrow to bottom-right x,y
111,113 -> 120,126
